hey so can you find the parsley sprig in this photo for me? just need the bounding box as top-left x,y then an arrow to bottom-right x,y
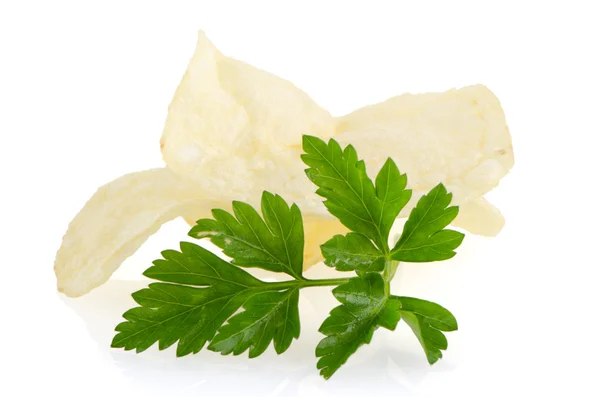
112,136 -> 463,379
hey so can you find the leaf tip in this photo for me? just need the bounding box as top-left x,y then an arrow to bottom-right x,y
110,335 -> 122,349
427,354 -> 442,365
302,134 -> 323,151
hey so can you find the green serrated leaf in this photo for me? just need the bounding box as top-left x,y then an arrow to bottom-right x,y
375,158 -> 412,240
320,232 -> 385,273
401,313 -> 448,365
394,296 -> 458,331
208,288 -> 301,357
187,218 -> 226,239
189,191 -> 304,279
377,298 -> 403,331
111,281 -> 250,354
112,240 -> 304,357
301,136 -> 387,250
260,192 -> 304,275
315,273 -> 399,379
111,243 -> 264,355
114,193 -> 308,359
144,242 -> 264,287
392,296 -> 458,364
391,183 -> 464,262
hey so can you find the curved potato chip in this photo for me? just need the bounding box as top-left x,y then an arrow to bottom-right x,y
334,84 -> 513,235
161,32 -> 513,228
160,31 -> 335,211
54,168 -> 209,297
452,197 -> 505,237
335,84 -> 514,206
161,32 -> 514,269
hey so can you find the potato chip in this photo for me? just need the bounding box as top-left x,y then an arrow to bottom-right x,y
334,84 -> 514,234
54,168 -> 209,297
452,197 -> 505,237
160,31 -> 336,213
162,32 -> 513,235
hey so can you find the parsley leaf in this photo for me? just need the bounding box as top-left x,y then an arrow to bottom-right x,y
316,273 -> 401,379
393,296 -> 458,364
302,136 -> 463,376
111,242 -> 264,356
320,232 -> 385,273
113,193 -> 307,357
301,136 -> 410,252
189,191 -> 304,279
391,183 -> 464,262
209,287 -> 300,357
375,158 -> 413,241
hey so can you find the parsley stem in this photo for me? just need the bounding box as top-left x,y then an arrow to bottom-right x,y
383,260 -> 399,295
263,277 -> 352,290
302,277 -> 353,287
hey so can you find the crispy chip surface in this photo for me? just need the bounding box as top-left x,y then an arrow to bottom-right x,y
55,168 -> 208,297
335,85 -> 514,207
160,31 -> 335,212
160,33 -> 513,228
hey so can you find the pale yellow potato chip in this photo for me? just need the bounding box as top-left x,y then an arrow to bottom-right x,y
302,217 -> 349,267
335,85 -> 513,205
161,32 -> 513,232
160,31 -> 335,211
54,168 -> 209,297
334,85 -> 514,233
452,197 -> 505,237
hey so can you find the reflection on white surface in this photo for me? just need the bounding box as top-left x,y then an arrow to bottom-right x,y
61,239 -> 480,397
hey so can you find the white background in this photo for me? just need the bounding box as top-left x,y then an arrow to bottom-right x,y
1,1 -> 599,396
